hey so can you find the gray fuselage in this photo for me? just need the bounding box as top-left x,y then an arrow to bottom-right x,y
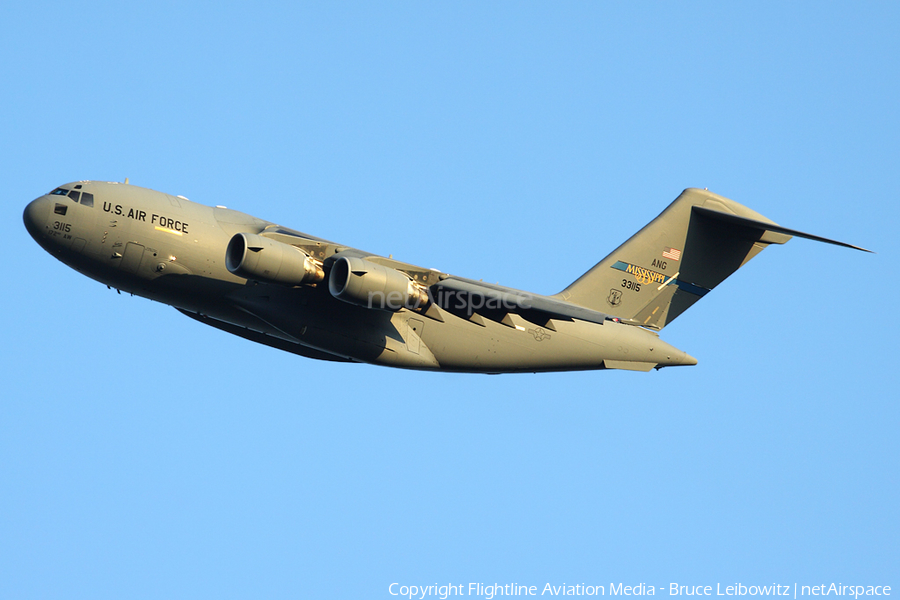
24,181 -> 695,373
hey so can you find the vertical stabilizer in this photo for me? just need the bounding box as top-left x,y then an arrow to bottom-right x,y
555,189 -> 792,329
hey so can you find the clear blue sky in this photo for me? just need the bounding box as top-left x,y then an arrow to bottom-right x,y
3,2 -> 897,598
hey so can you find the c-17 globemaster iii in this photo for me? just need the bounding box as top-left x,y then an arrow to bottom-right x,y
23,182 -> 869,373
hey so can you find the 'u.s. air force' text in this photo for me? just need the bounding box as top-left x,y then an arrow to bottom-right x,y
102,202 -> 189,233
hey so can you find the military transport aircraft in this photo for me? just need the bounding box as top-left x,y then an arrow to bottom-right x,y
24,182 -> 869,373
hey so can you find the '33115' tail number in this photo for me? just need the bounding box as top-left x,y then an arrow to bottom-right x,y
622,278 -> 641,292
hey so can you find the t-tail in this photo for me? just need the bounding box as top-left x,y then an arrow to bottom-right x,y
556,188 -> 870,330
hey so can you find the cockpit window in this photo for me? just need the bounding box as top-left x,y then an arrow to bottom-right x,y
48,186 -> 94,207
54,203 -> 68,216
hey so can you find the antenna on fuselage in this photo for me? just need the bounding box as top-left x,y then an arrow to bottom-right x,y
124,177 -> 129,184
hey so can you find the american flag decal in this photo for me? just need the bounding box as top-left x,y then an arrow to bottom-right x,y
662,247 -> 681,261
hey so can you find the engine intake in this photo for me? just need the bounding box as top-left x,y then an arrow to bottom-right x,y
226,233 -> 324,286
328,256 -> 429,311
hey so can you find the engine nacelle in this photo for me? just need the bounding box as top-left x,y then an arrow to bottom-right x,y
328,256 -> 429,311
226,233 -> 324,286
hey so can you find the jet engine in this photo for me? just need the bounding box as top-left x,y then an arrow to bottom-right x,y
226,233 -> 324,285
328,256 -> 429,311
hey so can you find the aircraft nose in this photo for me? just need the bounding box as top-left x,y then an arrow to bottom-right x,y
23,196 -> 50,240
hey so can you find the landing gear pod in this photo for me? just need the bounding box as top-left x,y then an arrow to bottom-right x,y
328,256 -> 429,311
226,233 -> 324,286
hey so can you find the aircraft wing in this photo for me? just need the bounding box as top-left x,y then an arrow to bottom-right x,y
432,276 -> 612,326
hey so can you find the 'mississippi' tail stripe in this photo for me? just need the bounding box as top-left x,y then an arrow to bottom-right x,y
609,261 -> 710,297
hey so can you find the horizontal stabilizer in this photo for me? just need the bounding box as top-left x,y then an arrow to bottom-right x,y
693,206 -> 872,253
